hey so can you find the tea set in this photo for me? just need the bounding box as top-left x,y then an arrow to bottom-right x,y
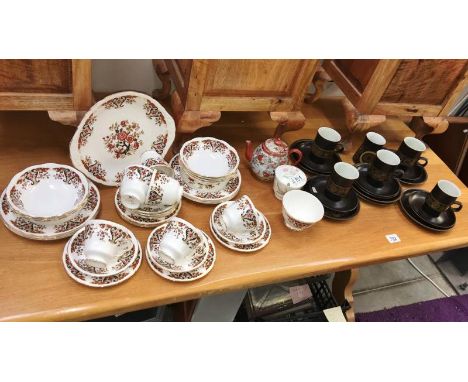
0,90 -> 464,288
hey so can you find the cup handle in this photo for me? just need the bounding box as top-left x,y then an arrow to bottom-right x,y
451,201 -> 463,212
335,143 -> 345,153
394,169 -> 405,179
418,156 -> 428,167
288,148 -> 303,165
359,150 -> 377,164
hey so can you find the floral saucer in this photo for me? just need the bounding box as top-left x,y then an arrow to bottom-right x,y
146,232 -> 216,282
210,211 -> 271,252
63,240 -> 142,288
211,201 -> 266,244
68,219 -> 139,277
114,189 -> 181,227
147,223 -> 208,273
1,182 -> 100,241
170,154 -> 241,204
70,91 -> 175,186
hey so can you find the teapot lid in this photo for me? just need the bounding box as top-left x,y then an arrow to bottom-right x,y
262,138 -> 288,157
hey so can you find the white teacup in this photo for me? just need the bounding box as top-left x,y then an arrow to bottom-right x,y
145,170 -> 183,207
158,217 -> 205,264
120,165 -> 154,209
140,150 -> 174,177
221,195 -> 260,236
83,237 -> 119,269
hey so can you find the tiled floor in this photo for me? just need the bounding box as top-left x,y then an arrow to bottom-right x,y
353,254 -> 457,313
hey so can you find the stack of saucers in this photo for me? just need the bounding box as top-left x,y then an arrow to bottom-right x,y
62,219 -> 142,288
169,137 -> 242,204
1,163 -> 100,240
146,217 -> 216,282
115,151 -> 183,227
210,195 -> 271,252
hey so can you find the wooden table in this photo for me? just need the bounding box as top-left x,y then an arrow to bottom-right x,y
1,99 -> 467,321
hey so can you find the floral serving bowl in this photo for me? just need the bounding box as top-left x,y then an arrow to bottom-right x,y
6,163 -> 89,222
180,137 -> 240,180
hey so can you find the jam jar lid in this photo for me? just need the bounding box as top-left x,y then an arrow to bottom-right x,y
262,138 -> 288,157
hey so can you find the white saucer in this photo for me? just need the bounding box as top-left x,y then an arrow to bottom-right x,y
170,154 -> 241,204
1,182 -> 100,241
63,240 -> 142,288
211,201 -> 266,244
114,189 -> 181,227
146,232 -> 216,282
147,223 -> 208,273
210,211 -> 271,252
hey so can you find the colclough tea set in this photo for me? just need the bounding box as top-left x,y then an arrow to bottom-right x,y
0,90 -> 464,287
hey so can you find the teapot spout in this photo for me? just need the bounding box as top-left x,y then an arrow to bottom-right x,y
245,140 -> 253,162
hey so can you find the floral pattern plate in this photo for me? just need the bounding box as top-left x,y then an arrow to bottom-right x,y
211,202 -> 266,245
1,182 -> 100,241
114,189 -> 181,227
147,223 -> 208,273
146,232 -> 216,282
70,91 -> 175,186
63,240 -> 142,288
210,211 -> 271,253
68,219 -> 139,277
170,154 -> 241,204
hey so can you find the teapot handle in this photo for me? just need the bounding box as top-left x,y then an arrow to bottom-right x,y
288,148 -> 303,165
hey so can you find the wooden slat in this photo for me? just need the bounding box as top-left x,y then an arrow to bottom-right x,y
71,59 -> 92,110
199,95 -> 294,111
0,93 -> 74,110
186,59 -> 209,110
372,102 -> 442,116
322,60 -> 362,106
439,65 -> 468,116
357,60 -> 401,114
291,60 -> 320,109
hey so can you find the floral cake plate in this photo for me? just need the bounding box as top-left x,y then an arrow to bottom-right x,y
63,240 -> 142,288
114,189 -> 181,228
146,232 -> 216,282
70,91 -> 175,186
170,154 -> 241,204
1,182 -> 100,241
210,211 -> 271,253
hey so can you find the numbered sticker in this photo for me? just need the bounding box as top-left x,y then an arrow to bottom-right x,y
385,234 -> 401,244
311,187 -> 317,193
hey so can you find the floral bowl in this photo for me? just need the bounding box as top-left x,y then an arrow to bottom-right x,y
6,163 -> 89,222
180,137 -> 240,179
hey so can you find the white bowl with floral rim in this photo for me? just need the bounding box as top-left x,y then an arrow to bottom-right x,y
180,137 -> 240,179
282,190 -> 324,231
70,91 -> 175,186
6,163 -> 89,222
170,154 -> 241,204
67,219 -> 139,277
1,182 -> 100,241
146,232 -> 216,282
146,223 -> 208,273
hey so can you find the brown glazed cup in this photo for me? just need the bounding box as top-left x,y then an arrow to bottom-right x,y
310,126 -> 344,161
367,149 -> 404,187
396,137 -> 428,169
325,162 -> 360,201
352,132 -> 386,164
422,180 -> 463,217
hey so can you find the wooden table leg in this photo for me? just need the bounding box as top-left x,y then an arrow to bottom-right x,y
409,116 -> 449,139
152,59 -> 172,100
270,111 -> 306,138
332,268 -> 359,322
